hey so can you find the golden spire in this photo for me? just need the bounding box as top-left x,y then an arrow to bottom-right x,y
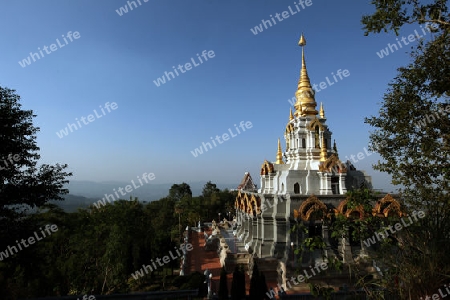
319,102 -> 325,118
289,108 -> 294,121
294,34 -> 318,116
276,138 -> 284,164
320,135 -> 328,162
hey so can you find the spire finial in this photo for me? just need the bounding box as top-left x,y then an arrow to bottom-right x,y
298,33 -> 306,46
319,102 -> 325,118
276,138 -> 284,164
294,34 -> 318,116
289,108 -> 294,121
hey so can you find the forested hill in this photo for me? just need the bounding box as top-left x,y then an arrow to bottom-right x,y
53,181 -> 238,212
66,180 -> 237,201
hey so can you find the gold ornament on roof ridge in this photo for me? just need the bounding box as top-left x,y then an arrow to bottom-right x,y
319,102 -> 325,118
276,138 -> 284,164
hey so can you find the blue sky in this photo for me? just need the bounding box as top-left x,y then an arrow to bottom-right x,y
0,0 -> 435,192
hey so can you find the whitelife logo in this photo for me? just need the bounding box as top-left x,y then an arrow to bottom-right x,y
18,31 -> 81,68
0,225 -> 58,261
287,69 -> 350,106
153,50 -> 215,87
115,0 -> 149,16
363,211 -> 425,247
56,102 -> 118,139
0,153 -> 20,171
131,243 -> 193,279
375,24 -> 438,59
420,284 -> 450,299
92,172 -> 156,209
250,0 -> 313,35
190,121 -> 253,158
415,104 -> 450,129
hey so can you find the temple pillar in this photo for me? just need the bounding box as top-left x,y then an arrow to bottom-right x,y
322,224 -> 336,261
259,196 -> 277,258
339,173 -> 347,194
318,172 -> 332,195
338,227 -> 353,263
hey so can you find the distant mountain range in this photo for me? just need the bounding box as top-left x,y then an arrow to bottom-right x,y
51,180 -> 237,212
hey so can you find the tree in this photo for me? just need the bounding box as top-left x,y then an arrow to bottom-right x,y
202,181 -> 220,199
259,272 -> 269,300
249,262 -> 260,300
168,183 -> 192,202
362,0 -> 449,36
239,265 -> 246,299
362,1 -> 450,298
230,264 -> 241,300
218,266 -> 228,300
0,86 -> 72,229
0,86 -> 72,297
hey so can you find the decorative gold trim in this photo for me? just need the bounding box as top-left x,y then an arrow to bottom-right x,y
335,199 -> 365,219
261,160 -> 275,175
320,134 -> 327,162
372,194 -> 404,217
319,102 -> 325,118
276,138 -> 284,164
285,123 -> 294,134
318,154 -> 347,173
296,195 -> 328,221
307,117 -> 324,131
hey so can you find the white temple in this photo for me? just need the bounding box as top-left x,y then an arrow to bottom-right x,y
229,34 -> 401,291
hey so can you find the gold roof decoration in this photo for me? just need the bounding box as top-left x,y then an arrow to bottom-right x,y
276,138 -> 284,164
294,34 -> 318,116
318,153 -> 347,173
319,102 -> 325,118
260,160 -> 275,175
307,117 -> 324,131
294,101 -> 304,117
296,195 -> 329,221
335,199 -> 365,220
320,134 -> 328,162
244,193 -> 251,214
289,108 -> 294,121
372,194 -> 404,217
251,194 -> 261,215
285,122 -> 294,133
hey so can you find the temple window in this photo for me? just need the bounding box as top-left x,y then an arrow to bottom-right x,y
315,126 -> 320,148
331,176 -> 339,194
294,183 -> 300,194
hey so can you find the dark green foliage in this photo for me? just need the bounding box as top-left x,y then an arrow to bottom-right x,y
230,265 -> 246,300
173,272 -> 204,291
249,262 -> 261,300
361,1 -> 450,298
0,86 -> 72,299
259,272 -> 268,300
0,86 -> 72,248
169,183 -> 192,202
0,182 -> 235,298
239,265 -> 246,299
218,266 -> 228,300
361,0 -> 449,36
